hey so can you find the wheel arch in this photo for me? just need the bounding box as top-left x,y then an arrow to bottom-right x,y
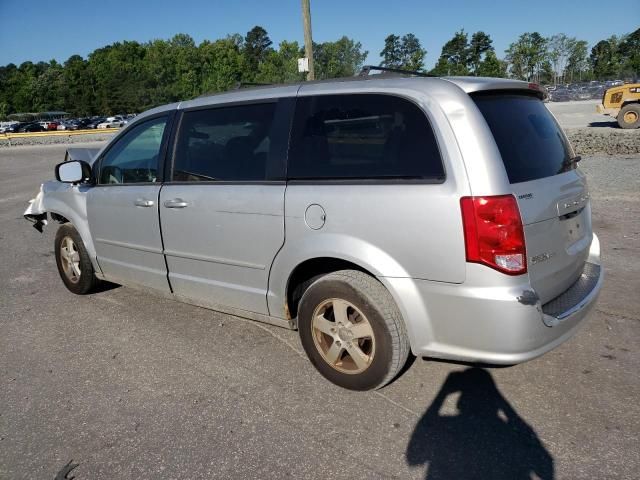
620,99 -> 640,111
42,191 -> 98,267
268,233 -> 412,319
284,257 -> 376,321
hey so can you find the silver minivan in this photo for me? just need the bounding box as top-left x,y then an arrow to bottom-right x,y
25,74 -> 603,390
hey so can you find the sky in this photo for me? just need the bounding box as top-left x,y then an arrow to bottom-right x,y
1,0 -> 638,69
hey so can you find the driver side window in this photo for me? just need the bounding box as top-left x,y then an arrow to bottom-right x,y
99,117 -> 167,184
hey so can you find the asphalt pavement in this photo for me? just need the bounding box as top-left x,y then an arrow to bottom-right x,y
1,143 -> 639,479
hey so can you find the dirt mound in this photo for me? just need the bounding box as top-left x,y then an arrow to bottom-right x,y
566,128 -> 640,155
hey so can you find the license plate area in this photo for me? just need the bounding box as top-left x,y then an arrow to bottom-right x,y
560,207 -> 588,247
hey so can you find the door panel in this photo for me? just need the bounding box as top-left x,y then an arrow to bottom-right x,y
87,185 -> 169,291
86,114 -> 172,292
160,184 -> 285,313
159,99 -> 292,314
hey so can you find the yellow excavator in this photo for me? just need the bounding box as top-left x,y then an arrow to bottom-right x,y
597,83 -> 640,129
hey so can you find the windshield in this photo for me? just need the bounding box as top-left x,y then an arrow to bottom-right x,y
473,93 -> 574,184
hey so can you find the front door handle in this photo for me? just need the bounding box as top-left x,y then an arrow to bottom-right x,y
134,198 -> 155,207
164,198 -> 189,209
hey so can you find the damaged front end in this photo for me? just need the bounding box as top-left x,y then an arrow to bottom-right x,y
24,184 -> 48,232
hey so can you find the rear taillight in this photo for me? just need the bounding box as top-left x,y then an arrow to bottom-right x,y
460,195 -> 527,275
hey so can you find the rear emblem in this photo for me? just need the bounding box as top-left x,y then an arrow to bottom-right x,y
518,193 -> 533,200
530,252 -> 556,265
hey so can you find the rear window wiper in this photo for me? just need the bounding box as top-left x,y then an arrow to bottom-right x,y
560,155 -> 581,172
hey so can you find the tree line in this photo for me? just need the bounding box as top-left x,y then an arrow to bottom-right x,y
0,26 -> 638,118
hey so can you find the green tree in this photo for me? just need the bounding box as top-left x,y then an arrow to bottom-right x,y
63,55 -> 94,115
31,60 -> 65,112
199,37 -> 246,94
380,34 -> 402,68
566,40 -> 589,82
255,41 -> 305,84
539,61 -> 556,85
590,37 -> 620,79
618,28 -> 640,77
380,33 -> 426,71
505,32 -> 547,81
244,26 -> 273,74
431,30 -> 470,76
314,36 -> 368,79
468,31 -> 493,75
477,50 -> 507,78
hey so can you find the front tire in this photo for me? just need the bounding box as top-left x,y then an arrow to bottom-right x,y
298,270 -> 410,390
55,224 -> 99,294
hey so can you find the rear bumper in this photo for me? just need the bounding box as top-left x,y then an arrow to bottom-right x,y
383,234 -> 603,364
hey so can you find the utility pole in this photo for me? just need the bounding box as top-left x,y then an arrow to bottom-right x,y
301,0 -> 315,80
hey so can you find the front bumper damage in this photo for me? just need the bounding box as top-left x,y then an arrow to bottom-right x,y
24,184 -> 48,232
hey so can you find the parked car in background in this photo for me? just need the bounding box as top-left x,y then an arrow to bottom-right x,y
3,122 -> 28,133
572,88 -> 592,101
24,75 -> 603,390
75,118 -> 94,130
19,122 -> 46,132
97,116 -> 125,129
0,121 -> 19,133
57,121 -> 79,131
86,117 -> 107,129
549,88 -> 572,102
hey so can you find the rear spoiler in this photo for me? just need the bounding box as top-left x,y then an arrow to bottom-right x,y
443,77 -> 546,100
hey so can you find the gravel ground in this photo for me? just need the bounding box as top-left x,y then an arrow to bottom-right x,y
0,144 -> 639,479
566,129 -> 639,155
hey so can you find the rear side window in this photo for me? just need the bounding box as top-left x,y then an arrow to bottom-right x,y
173,102 -> 277,182
288,94 -> 444,180
473,94 -> 574,184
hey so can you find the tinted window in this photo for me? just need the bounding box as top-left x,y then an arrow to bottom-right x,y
473,94 -> 574,184
288,94 -> 444,180
99,117 -> 167,184
173,103 -> 277,182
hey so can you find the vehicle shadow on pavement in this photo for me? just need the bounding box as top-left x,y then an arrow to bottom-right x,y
588,121 -> 618,128
406,367 -> 554,479
93,280 -> 120,294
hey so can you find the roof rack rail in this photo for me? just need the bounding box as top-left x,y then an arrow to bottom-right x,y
359,65 -> 436,78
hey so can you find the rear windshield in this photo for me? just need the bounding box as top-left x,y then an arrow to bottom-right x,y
473,93 -> 574,184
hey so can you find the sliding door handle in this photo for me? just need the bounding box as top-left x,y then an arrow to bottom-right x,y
164,198 -> 189,209
134,198 -> 155,207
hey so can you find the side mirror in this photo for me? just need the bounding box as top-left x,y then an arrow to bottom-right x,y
55,160 -> 92,184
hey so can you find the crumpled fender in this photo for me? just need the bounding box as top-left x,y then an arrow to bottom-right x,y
23,181 -> 98,265
24,184 -> 48,232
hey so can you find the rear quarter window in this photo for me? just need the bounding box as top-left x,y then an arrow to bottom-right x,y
473,93 -> 574,184
288,94 -> 444,181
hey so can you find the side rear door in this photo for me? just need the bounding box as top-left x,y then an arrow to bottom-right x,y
86,114 -> 173,292
159,98 -> 294,314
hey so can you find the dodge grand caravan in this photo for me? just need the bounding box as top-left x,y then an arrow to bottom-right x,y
24,74 -> 603,390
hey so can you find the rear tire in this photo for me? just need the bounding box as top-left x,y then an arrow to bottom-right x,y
617,103 -> 640,129
55,224 -> 99,295
298,270 -> 410,390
